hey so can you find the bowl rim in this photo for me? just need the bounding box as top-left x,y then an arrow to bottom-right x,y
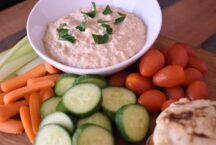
27,0 -> 162,74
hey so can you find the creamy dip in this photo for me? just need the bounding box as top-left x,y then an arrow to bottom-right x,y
43,5 -> 147,69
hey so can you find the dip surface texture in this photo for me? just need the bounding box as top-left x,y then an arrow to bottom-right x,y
43,6 -> 146,69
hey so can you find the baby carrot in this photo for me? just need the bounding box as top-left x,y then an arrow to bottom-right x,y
45,62 -> 59,74
27,74 -> 61,86
24,94 -> 31,104
4,80 -> 55,104
1,64 -> 47,92
0,119 -> 24,134
29,93 -> 41,134
0,93 -> 6,105
20,106 -> 35,144
40,87 -> 54,101
0,100 -> 27,122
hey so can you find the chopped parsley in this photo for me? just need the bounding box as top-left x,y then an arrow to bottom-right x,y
92,34 -> 109,44
101,23 -> 112,34
82,2 -> 97,18
76,22 -> 86,32
57,24 -> 76,43
114,12 -> 127,24
97,19 -> 110,24
103,5 -> 113,15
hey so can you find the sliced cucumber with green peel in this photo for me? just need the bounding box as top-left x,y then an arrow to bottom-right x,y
56,100 -> 68,112
40,112 -> 74,133
40,97 -> 61,118
55,74 -> 78,96
72,124 -> 114,145
102,87 -> 136,120
34,124 -> 72,145
115,104 -> 150,142
63,83 -> 101,118
77,112 -> 112,132
74,75 -> 107,88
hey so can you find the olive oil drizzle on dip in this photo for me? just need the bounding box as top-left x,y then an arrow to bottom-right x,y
43,2 -> 147,69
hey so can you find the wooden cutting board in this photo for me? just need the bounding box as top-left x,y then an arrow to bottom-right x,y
0,35 -> 215,145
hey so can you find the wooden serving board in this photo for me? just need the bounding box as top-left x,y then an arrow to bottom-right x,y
0,35 -> 216,145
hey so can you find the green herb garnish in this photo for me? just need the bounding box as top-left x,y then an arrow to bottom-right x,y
103,5 -> 113,15
114,12 -> 127,24
101,24 -> 112,34
82,2 -> 97,18
76,22 -> 86,32
57,24 -> 76,43
97,19 -> 110,24
92,34 -> 109,44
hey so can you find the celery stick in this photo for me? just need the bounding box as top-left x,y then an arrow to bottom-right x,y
0,52 -> 37,82
0,49 -> 9,61
16,57 -> 44,76
0,36 -> 28,68
7,42 -> 35,63
0,73 -> 17,83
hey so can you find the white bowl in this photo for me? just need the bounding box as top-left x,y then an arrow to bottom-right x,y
27,0 -> 162,75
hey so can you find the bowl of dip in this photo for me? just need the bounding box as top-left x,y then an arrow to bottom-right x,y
27,0 -> 162,75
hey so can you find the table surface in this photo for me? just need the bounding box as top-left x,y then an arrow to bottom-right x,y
0,0 -> 216,145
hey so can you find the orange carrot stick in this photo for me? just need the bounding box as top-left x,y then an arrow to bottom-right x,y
45,62 -> 59,74
0,93 -> 6,105
20,106 -> 35,144
24,94 -> 31,104
40,87 -> 55,101
1,64 -> 47,92
0,100 -> 27,122
29,93 -> 41,134
4,80 -> 55,104
0,119 -> 24,134
27,74 -> 61,86
0,87 -> 3,93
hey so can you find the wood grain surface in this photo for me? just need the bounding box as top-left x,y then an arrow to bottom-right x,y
0,36 -> 215,145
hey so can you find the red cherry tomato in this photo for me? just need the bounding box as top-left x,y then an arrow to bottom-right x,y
139,49 -> 165,77
183,67 -> 203,86
173,42 -> 196,57
167,43 -> 189,67
138,89 -> 167,114
186,81 -> 209,100
164,86 -> 184,100
188,56 -> 208,74
153,65 -> 185,87
109,71 -> 128,87
126,73 -> 154,94
161,99 -> 177,111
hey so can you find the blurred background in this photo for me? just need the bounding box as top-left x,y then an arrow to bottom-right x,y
0,0 -> 215,52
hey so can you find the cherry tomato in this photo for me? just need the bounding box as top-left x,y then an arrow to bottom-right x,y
153,65 -> 185,87
109,71 -> 128,87
164,86 -> 184,100
161,99 -> 177,111
183,67 -> 203,86
138,89 -> 167,114
188,56 -> 208,74
126,73 -> 154,94
186,81 -> 209,100
167,43 -> 189,67
173,42 -> 196,57
139,49 -> 165,77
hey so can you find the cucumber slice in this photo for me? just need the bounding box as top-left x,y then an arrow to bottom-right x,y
115,104 -> 150,142
102,87 -> 136,120
35,124 -> 72,145
63,83 -> 101,118
72,124 -> 114,145
74,75 -> 107,88
55,74 -> 78,96
40,97 -> 61,118
56,100 -> 68,112
77,112 -> 112,132
40,112 -> 74,133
